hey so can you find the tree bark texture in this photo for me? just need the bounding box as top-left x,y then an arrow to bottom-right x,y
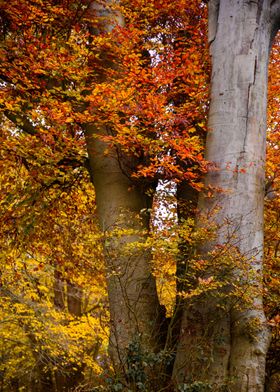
85,125 -> 164,369
173,1 -> 280,391
67,281 -> 82,317
53,269 -> 65,311
83,3 -> 164,373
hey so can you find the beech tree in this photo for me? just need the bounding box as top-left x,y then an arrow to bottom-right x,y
0,1 -> 280,391
173,1 -> 280,391
87,1 -> 280,390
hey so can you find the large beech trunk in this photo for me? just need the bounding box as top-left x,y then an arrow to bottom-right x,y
173,1 -> 280,390
85,124 -> 163,369
83,2 -> 164,374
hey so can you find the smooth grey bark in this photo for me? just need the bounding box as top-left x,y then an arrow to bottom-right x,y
173,1 -> 280,390
85,125 -> 164,369
82,3 -> 164,374
83,3 -> 164,372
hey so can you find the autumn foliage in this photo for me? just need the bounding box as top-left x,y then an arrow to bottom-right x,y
264,31 -> 280,387
0,0 -> 279,390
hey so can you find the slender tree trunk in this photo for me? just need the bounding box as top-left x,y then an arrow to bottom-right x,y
53,270 -> 84,391
169,183 -> 198,350
53,269 -> 65,311
173,1 -> 280,390
176,183 -> 199,294
67,281 -> 82,317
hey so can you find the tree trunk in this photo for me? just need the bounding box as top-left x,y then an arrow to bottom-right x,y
173,1 -> 280,390
67,281 -> 82,317
53,272 -> 84,390
53,269 -> 65,311
85,124 -> 164,372
82,2 -> 164,377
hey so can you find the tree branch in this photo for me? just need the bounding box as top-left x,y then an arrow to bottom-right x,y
3,109 -> 38,135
